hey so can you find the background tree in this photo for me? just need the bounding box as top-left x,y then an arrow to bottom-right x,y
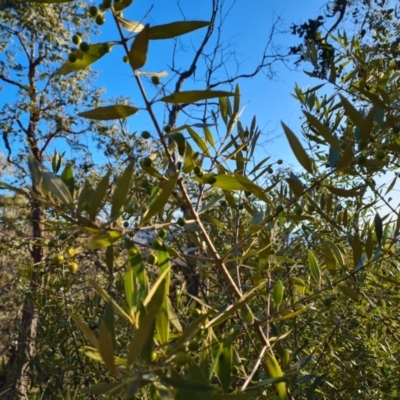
2,0 -> 400,399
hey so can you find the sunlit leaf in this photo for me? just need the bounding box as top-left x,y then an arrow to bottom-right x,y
86,231 -> 122,250
148,21 -> 211,40
78,105 -> 139,120
56,43 -> 113,75
161,90 -> 236,104
129,24 -> 149,70
272,280 -> 283,307
117,18 -> 144,33
265,352 -> 289,400
72,315 -> 98,348
111,159 -> 134,218
308,250 -> 321,285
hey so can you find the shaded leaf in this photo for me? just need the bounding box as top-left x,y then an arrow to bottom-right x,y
374,212 -> 383,245
143,172 -> 179,223
339,285 -> 359,302
281,122 -> 313,174
98,322 -> 116,374
303,111 -> 340,150
339,94 -> 364,126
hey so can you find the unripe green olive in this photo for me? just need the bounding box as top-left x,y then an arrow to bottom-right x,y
79,42 -> 90,52
151,76 -> 160,85
88,6 -> 98,17
68,52 -> 78,63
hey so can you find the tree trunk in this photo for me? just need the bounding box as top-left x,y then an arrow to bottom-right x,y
5,190 -> 43,399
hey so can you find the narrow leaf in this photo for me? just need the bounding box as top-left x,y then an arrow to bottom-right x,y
308,250 -> 321,286
148,21 -> 211,40
265,353 -> 289,400
374,212 -> 383,245
129,24 -> 149,70
272,280 -> 283,307
161,90 -> 236,104
78,105 -> 139,121
281,122 -> 313,174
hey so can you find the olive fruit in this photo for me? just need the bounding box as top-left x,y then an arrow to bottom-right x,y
177,217 -> 186,227
59,232 -> 68,240
122,55 -> 128,63
276,205 -> 284,214
173,351 -> 189,365
123,221 -> 129,228
158,228 -> 167,239
164,125 -> 171,133
357,154 -> 367,164
68,262 -> 78,273
142,157 -> 152,168
53,254 -> 64,265
294,205 -> 303,215
277,159 -> 283,164
68,52 -> 78,63
88,5 -> 98,17
146,253 -> 158,265
95,14 -> 105,25
141,131 -> 151,139
79,42 -> 90,52
72,34 -> 82,45
207,176 -> 217,184
193,166 -> 203,176
151,75 -> 160,85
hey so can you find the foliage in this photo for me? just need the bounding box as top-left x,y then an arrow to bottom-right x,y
1,0 -> 400,399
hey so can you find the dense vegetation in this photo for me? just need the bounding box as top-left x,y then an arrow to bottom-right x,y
0,0 -> 400,399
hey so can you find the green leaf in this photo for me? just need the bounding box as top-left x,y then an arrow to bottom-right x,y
129,24 -> 149,70
86,231 -> 122,250
78,105 -> 139,120
286,176 -> 305,197
28,155 -> 73,208
329,144 -> 340,168
272,280 -> 283,307
292,277 -> 306,295
114,0 -> 133,11
60,163 -> 74,197
303,111 -> 340,150
111,159 -> 135,218
336,143 -> 354,170
161,90 -> 236,104
265,352 -> 289,400
117,17 -> 144,33
216,340 -> 232,393
235,175 -> 273,206
81,382 -> 125,395
183,142 -> 196,173
338,285 -> 359,302
269,305 -> 311,322
324,240 -> 345,269
143,172 -> 179,223
324,241 -> 336,277
359,107 -> 375,141
352,233 -> 362,269
72,315 -> 98,348
89,170 -> 111,221
308,250 -> 321,286
127,311 -> 156,365
184,127 -> 210,156
169,132 -> 187,159
339,94 -> 364,127
325,185 -> 362,197
161,372 -> 215,392
281,122 -> 313,174
143,267 -> 171,314
148,21 -> 211,40
374,212 -> 383,245
56,43 -> 113,75
103,301 -> 116,350
98,321 -> 116,374
203,126 -> 216,149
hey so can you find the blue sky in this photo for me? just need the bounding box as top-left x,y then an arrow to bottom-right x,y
87,0 -> 327,169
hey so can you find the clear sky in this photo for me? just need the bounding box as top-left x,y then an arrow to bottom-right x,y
88,0 -> 328,169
